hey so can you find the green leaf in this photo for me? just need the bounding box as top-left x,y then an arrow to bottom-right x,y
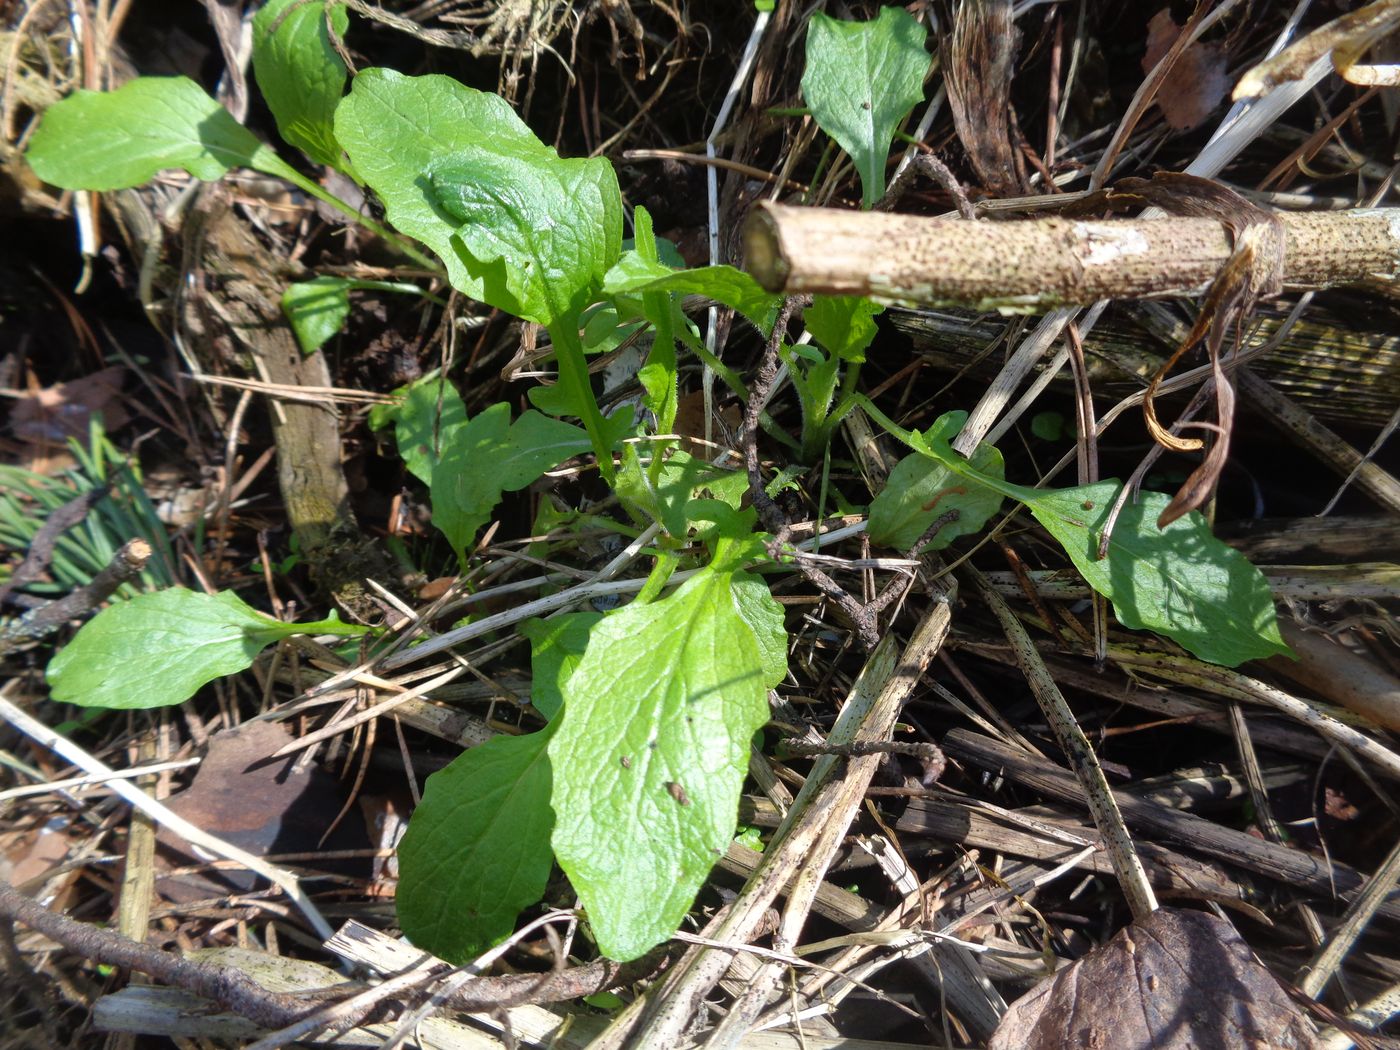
26,76 -> 293,191
520,612 -> 601,721
731,571 -> 788,686
1031,411 -> 1066,442
630,206 -> 678,434
252,0 -> 350,170
805,296 -> 883,363
801,8 -> 932,208
371,376 -> 469,485
890,417 -> 1290,666
549,567 -> 783,960
430,403 -> 591,562
430,149 -> 621,325
869,413 -> 1005,551
602,253 -> 782,336
1021,484 -> 1291,667
615,448 -> 740,538
281,277 -> 353,356
396,724 -> 556,963
46,587 -> 365,709
335,69 -> 621,310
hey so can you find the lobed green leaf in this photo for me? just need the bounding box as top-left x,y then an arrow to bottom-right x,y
602,254 -> 783,337
804,295 -> 883,363
430,404 -> 591,563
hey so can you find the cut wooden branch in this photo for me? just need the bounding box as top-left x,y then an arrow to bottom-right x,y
743,201 -> 1400,309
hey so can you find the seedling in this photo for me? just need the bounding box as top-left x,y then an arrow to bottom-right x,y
23,4 -> 1287,965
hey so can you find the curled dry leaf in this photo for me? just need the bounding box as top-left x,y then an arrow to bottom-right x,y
1097,174 -> 1284,526
988,908 -> 1318,1050
1143,8 -> 1230,131
1234,0 -> 1400,100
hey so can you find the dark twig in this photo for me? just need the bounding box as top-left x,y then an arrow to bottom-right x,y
0,484 -> 110,609
742,300 -> 886,649
0,878 -> 322,1030
0,538 -> 152,653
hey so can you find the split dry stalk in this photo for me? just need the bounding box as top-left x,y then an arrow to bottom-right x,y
744,202 -> 1400,310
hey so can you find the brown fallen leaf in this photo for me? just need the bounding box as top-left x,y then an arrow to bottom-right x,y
154,720 -> 370,903
10,365 -> 128,447
1143,8 -> 1230,131
988,908 -> 1318,1050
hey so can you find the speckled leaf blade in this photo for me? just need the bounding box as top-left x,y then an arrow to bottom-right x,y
801,8 -> 932,208
396,725 -> 556,963
548,568 -> 781,960
869,416 -> 1004,551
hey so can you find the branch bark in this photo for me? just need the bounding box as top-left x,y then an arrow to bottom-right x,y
743,202 -> 1400,309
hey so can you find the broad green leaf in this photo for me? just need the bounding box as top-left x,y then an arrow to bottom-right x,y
805,295 -> 883,362
731,571 -> 788,686
281,277 -> 352,356
47,587 -> 366,709
801,8 -> 932,208
520,612 -> 601,721
1022,483 -> 1291,667
371,376 -> 469,485
869,413 -> 1004,551
603,253 -> 782,336
26,76 -> 294,190
396,724 -> 556,963
335,69 -> 620,308
430,403 -> 591,562
895,419 -> 1290,667
549,567 -> 783,960
429,149 -> 621,325
252,0 -> 350,170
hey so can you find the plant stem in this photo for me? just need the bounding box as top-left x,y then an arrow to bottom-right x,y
548,320 -> 615,484
262,156 -> 440,272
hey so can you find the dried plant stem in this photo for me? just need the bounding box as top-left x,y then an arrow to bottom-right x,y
966,567 -> 1159,921
743,203 -> 1400,310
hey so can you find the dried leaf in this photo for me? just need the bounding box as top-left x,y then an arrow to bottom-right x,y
988,908 -> 1318,1050
1098,174 -> 1285,524
1234,0 -> 1400,99
1143,9 -> 1229,131
941,0 -> 1025,197
156,721 -> 369,902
